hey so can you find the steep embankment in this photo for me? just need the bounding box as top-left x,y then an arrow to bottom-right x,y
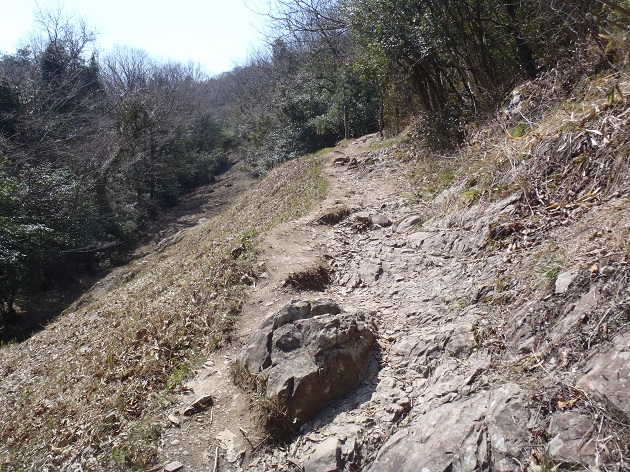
0,71 -> 628,471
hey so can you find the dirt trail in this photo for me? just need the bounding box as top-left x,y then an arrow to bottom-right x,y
156,134 -> 629,471
155,135 -> 405,470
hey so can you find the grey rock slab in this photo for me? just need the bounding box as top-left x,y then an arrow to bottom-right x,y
391,327 -> 452,365
358,259 -> 383,284
419,359 -> 488,408
303,437 -> 341,472
547,411 -> 601,466
396,214 -> 424,233
551,287 -> 599,344
433,181 -> 466,206
460,193 -> 520,228
183,394 -> 213,416
487,383 -> 530,471
372,213 -> 392,227
577,330 -> 630,418
369,383 -> 532,472
407,231 -> 433,249
355,212 -> 371,224
555,269 -> 579,294
163,461 -> 184,472
445,315 -> 478,359
368,392 -> 490,472
451,193 -> 521,254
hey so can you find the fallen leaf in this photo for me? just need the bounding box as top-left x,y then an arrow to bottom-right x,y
557,397 -> 580,410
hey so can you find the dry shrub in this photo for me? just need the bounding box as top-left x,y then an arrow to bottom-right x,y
285,263 -> 332,291
315,206 -> 353,225
230,362 -> 296,443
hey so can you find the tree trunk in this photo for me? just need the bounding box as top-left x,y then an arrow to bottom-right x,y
505,1 -> 538,80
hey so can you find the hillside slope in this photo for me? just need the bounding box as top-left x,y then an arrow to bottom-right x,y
157,72 -> 629,471
0,70 -> 629,471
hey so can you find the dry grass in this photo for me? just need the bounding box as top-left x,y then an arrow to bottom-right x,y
0,154 -> 328,469
397,68 -> 630,241
229,362 -> 296,443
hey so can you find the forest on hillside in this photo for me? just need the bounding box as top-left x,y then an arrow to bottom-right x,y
1,0 -> 628,326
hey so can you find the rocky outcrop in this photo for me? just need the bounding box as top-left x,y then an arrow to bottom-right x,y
395,214 -> 424,233
368,383 -> 531,472
577,330 -> 630,418
547,411 -> 603,466
303,437 -> 342,472
238,300 -> 377,427
368,392 -> 491,472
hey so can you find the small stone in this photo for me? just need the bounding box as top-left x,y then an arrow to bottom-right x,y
168,413 -> 181,426
79,346 -> 91,355
355,212 -> 371,224
555,269 -> 579,294
183,395 -> 213,416
303,437 -> 341,472
164,461 -> 184,472
216,429 -> 237,450
226,448 -> 246,463
577,331 -> 630,417
372,213 -> 392,227
396,214 -> 424,233
170,439 -> 181,446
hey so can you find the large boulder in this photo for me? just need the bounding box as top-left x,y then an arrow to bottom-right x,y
238,300 -> 377,427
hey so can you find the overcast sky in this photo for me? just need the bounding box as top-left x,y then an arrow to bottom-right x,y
0,0 -> 269,76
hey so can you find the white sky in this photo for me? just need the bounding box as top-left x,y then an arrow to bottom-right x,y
0,0 -> 270,76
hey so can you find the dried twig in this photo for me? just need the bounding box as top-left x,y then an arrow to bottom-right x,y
239,427 -> 255,450
588,306 -> 614,349
213,446 -> 219,472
